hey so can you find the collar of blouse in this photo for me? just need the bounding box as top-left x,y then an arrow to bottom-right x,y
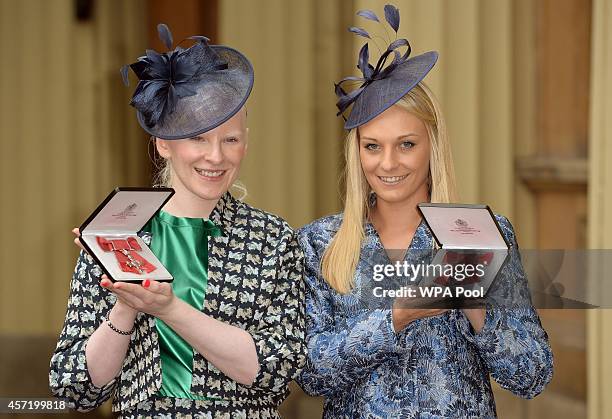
140,191 -> 237,244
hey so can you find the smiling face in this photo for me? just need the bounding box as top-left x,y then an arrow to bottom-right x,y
156,108 -> 248,203
358,104 -> 430,206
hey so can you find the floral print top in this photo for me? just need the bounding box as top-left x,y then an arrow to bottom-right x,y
296,213 -> 553,418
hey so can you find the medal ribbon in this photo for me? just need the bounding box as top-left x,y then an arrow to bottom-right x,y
96,236 -> 157,274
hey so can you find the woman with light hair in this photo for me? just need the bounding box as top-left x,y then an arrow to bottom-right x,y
297,5 -> 553,417
49,24 -> 306,418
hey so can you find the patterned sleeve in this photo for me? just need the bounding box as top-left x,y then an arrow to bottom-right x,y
296,227 -> 410,398
455,215 -> 554,399
49,251 -> 119,411
249,229 -> 308,393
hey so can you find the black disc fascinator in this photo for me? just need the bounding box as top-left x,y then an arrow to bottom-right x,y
335,4 -> 438,130
121,24 -> 254,140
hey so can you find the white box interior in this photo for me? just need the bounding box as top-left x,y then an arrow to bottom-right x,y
419,205 -> 508,250
80,189 -> 174,281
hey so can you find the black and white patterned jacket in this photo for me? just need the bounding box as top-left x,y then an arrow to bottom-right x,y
49,192 -> 307,414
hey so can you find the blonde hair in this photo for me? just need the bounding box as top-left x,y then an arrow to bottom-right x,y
321,82 -> 458,294
150,137 -> 248,200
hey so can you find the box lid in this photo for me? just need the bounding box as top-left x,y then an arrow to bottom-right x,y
417,203 -> 509,249
80,187 -> 175,234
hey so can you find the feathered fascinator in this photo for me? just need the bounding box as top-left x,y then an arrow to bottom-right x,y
335,4 -> 438,129
121,24 -> 254,140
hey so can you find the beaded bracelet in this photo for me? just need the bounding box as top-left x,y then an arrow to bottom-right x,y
103,316 -> 135,335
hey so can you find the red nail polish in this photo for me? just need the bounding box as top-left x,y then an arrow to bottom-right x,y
143,279 -> 150,288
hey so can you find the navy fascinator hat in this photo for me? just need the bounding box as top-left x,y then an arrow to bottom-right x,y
335,4 -> 438,130
121,24 -> 254,140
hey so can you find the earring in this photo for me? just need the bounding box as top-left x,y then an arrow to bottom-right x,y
368,190 -> 377,207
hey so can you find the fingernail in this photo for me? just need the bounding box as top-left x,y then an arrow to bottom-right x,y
143,279 -> 150,288
101,280 -> 108,287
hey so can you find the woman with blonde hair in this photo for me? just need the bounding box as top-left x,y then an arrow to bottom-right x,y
297,5 -> 552,417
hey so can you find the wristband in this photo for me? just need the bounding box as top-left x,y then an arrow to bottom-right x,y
103,316 -> 135,335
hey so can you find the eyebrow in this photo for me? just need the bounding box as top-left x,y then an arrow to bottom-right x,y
189,132 -> 243,140
360,133 -> 419,141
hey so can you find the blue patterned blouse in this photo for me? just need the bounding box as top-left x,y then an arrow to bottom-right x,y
296,214 -> 553,418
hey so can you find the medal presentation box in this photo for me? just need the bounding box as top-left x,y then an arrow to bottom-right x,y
79,187 -> 175,283
417,203 -> 510,294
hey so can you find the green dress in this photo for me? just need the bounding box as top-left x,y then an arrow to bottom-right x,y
143,210 -> 221,399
